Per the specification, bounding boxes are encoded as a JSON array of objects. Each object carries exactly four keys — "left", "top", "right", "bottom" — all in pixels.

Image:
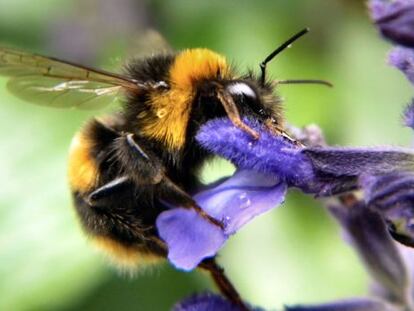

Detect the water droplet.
[
  {"left": 156, "top": 108, "right": 167, "bottom": 118},
  {"left": 222, "top": 216, "right": 231, "bottom": 227},
  {"left": 248, "top": 142, "right": 253, "bottom": 148},
  {"left": 238, "top": 193, "right": 251, "bottom": 209}
]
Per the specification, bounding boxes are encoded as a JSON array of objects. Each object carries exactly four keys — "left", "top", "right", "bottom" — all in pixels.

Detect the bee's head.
[
  {"left": 194, "top": 28, "right": 318, "bottom": 138},
  {"left": 193, "top": 77, "right": 283, "bottom": 141},
  {"left": 225, "top": 79, "right": 283, "bottom": 127}
]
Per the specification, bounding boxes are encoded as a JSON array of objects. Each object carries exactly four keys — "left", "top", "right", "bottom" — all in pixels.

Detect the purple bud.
[{"left": 370, "top": 0, "right": 414, "bottom": 47}]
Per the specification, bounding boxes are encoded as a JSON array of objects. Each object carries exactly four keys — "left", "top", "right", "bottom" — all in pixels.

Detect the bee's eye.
[
  {"left": 226, "top": 82, "right": 268, "bottom": 118},
  {"left": 226, "top": 82, "right": 256, "bottom": 99}
]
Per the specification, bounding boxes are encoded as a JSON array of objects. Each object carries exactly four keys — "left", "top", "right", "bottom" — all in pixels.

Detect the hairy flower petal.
[
  {"left": 305, "top": 147, "right": 414, "bottom": 176},
  {"left": 285, "top": 298, "right": 398, "bottom": 311},
  {"left": 330, "top": 202, "right": 410, "bottom": 305},
  {"left": 196, "top": 118, "right": 315, "bottom": 188},
  {"left": 156, "top": 169, "right": 287, "bottom": 271}
]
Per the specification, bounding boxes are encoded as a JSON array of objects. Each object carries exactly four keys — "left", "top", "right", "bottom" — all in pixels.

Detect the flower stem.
[{"left": 199, "top": 258, "right": 250, "bottom": 311}]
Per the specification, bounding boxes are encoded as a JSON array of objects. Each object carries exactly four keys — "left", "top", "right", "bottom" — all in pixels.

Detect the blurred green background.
[{"left": 0, "top": 0, "right": 412, "bottom": 310}]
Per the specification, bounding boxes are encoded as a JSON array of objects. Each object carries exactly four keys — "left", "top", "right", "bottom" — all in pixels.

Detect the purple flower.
[
  {"left": 156, "top": 118, "right": 341, "bottom": 271},
  {"left": 157, "top": 169, "right": 287, "bottom": 271},
  {"left": 156, "top": 117, "right": 414, "bottom": 271},
  {"left": 196, "top": 118, "right": 315, "bottom": 188},
  {"left": 196, "top": 118, "right": 354, "bottom": 196},
  {"left": 369, "top": 0, "right": 414, "bottom": 48},
  {"left": 388, "top": 47, "right": 414, "bottom": 84}
]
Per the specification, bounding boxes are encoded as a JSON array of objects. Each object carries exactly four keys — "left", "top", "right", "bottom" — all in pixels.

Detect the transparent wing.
[
  {"left": 7, "top": 76, "right": 122, "bottom": 110},
  {"left": 0, "top": 47, "right": 143, "bottom": 109}
]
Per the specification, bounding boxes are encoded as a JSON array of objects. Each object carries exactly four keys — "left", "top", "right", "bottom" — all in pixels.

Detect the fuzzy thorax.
[{"left": 140, "top": 49, "right": 232, "bottom": 150}]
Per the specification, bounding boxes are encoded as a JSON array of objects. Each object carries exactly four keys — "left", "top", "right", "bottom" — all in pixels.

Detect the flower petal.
[
  {"left": 156, "top": 169, "right": 287, "bottom": 271},
  {"left": 304, "top": 147, "right": 414, "bottom": 176},
  {"left": 285, "top": 298, "right": 398, "bottom": 311},
  {"left": 196, "top": 117, "right": 316, "bottom": 190},
  {"left": 194, "top": 170, "right": 287, "bottom": 235},
  {"left": 156, "top": 208, "right": 226, "bottom": 271}
]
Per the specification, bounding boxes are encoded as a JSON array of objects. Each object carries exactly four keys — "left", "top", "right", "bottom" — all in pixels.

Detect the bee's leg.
[
  {"left": 87, "top": 176, "right": 131, "bottom": 206},
  {"left": 199, "top": 259, "right": 249, "bottom": 311},
  {"left": 114, "top": 133, "right": 164, "bottom": 185},
  {"left": 115, "top": 133, "right": 223, "bottom": 228},
  {"left": 265, "top": 119, "right": 305, "bottom": 147},
  {"left": 159, "top": 176, "right": 224, "bottom": 229},
  {"left": 216, "top": 87, "right": 260, "bottom": 140}
]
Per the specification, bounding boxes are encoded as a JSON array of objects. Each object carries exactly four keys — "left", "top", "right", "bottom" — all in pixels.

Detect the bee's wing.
[{"left": 0, "top": 47, "right": 145, "bottom": 110}]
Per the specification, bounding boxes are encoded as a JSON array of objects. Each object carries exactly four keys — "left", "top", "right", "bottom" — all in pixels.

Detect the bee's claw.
[
  {"left": 265, "top": 121, "right": 304, "bottom": 147},
  {"left": 193, "top": 205, "right": 225, "bottom": 230}
]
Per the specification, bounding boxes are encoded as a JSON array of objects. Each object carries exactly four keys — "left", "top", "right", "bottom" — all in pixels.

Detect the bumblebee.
[{"left": 0, "top": 28, "right": 329, "bottom": 310}]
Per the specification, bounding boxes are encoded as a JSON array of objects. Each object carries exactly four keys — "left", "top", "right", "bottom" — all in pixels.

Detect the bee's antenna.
[
  {"left": 276, "top": 79, "right": 333, "bottom": 87},
  {"left": 260, "top": 28, "right": 309, "bottom": 86}
]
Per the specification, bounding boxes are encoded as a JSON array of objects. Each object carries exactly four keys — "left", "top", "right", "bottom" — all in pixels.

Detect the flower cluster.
[{"left": 156, "top": 0, "right": 414, "bottom": 310}]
